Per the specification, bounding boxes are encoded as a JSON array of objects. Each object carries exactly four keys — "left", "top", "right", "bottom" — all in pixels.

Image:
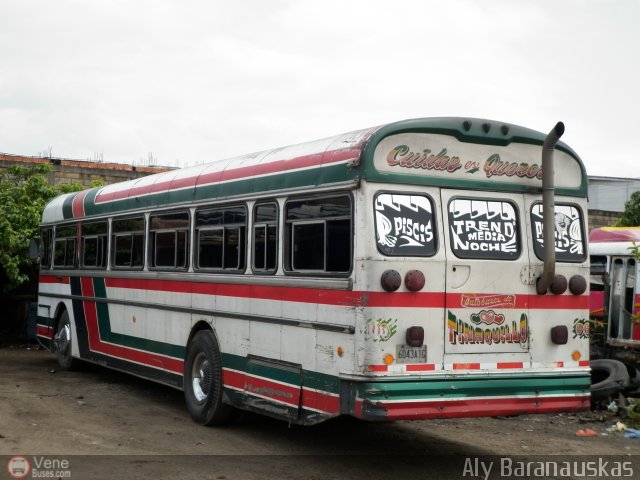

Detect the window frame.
[
  {"left": 252, "top": 201, "right": 279, "bottom": 274},
  {"left": 81, "top": 221, "right": 108, "bottom": 270},
  {"left": 52, "top": 224, "right": 78, "bottom": 269},
  {"left": 111, "top": 216, "right": 146, "bottom": 270},
  {"left": 194, "top": 204, "right": 247, "bottom": 273},
  {"left": 283, "top": 193, "right": 353, "bottom": 276},
  {"left": 147, "top": 210, "right": 190, "bottom": 271},
  {"left": 529, "top": 201, "right": 587, "bottom": 263}
]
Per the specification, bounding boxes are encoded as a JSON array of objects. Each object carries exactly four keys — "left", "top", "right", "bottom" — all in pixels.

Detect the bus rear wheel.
[
  {"left": 184, "top": 330, "right": 234, "bottom": 426},
  {"left": 54, "top": 311, "right": 78, "bottom": 370}
]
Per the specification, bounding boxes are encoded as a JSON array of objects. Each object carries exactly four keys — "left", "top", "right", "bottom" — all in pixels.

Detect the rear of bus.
[{"left": 346, "top": 118, "right": 590, "bottom": 420}]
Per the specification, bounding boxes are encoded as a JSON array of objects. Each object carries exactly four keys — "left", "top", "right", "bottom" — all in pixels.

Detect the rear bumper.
[{"left": 342, "top": 372, "right": 591, "bottom": 421}]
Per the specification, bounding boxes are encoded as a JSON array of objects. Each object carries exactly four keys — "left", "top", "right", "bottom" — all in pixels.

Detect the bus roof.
[{"left": 42, "top": 117, "right": 587, "bottom": 224}]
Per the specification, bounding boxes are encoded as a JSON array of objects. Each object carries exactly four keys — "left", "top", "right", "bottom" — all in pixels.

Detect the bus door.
[{"left": 440, "top": 190, "right": 531, "bottom": 366}]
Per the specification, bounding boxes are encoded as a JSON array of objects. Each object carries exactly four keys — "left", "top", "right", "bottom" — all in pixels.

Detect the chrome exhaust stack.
[{"left": 536, "top": 121, "right": 565, "bottom": 295}]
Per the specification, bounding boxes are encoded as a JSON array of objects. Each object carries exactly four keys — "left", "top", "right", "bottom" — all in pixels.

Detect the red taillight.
[
  {"left": 569, "top": 275, "right": 587, "bottom": 295},
  {"left": 406, "top": 326, "right": 424, "bottom": 347},
  {"left": 550, "top": 325, "right": 568, "bottom": 345},
  {"left": 404, "top": 270, "right": 425, "bottom": 292},
  {"left": 549, "top": 274, "right": 567, "bottom": 295},
  {"left": 381, "top": 269, "right": 401, "bottom": 292}
]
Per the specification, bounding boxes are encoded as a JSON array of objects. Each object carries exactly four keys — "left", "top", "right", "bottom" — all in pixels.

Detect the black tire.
[
  {"left": 623, "top": 363, "right": 640, "bottom": 391},
  {"left": 184, "top": 330, "right": 234, "bottom": 426},
  {"left": 590, "top": 359, "right": 630, "bottom": 401},
  {"left": 54, "top": 311, "right": 79, "bottom": 370}
]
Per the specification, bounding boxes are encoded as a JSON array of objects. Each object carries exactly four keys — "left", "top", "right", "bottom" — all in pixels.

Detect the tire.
[
  {"left": 623, "top": 363, "right": 640, "bottom": 391},
  {"left": 54, "top": 311, "right": 79, "bottom": 370},
  {"left": 590, "top": 359, "right": 630, "bottom": 401},
  {"left": 184, "top": 330, "right": 234, "bottom": 426}
]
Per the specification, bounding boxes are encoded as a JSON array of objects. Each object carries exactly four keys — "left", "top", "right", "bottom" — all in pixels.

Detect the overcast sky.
[{"left": 1, "top": 0, "right": 638, "bottom": 176}]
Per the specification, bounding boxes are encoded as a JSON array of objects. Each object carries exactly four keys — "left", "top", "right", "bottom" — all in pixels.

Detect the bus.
[{"left": 36, "top": 117, "right": 591, "bottom": 426}]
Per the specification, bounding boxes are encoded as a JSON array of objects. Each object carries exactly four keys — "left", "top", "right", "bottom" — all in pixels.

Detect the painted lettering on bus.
[
  {"left": 386, "top": 146, "right": 462, "bottom": 173},
  {"left": 483, "top": 154, "right": 543, "bottom": 179},
  {"left": 461, "top": 294, "right": 516, "bottom": 309},
  {"left": 447, "top": 310, "right": 529, "bottom": 346}
]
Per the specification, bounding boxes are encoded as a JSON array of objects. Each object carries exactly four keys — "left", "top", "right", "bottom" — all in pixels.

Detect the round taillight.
[
  {"left": 381, "top": 269, "right": 401, "bottom": 292},
  {"left": 404, "top": 270, "right": 425, "bottom": 292},
  {"left": 549, "top": 274, "right": 567, "bottom": 295},
  {"left": 569, "top": 275, "right": 587, "bottom": 295}
]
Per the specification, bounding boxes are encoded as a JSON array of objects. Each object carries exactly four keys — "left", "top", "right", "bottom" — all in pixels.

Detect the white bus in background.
[{"left": 36, "top": 117, "right": 591, "bottom": 426}]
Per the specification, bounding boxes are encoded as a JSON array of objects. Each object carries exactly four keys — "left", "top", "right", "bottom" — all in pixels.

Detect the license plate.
[{"left": 396, "top": 344, "right": 427, "bottom": 364}]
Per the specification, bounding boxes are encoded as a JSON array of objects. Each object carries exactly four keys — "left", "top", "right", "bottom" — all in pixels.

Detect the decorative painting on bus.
[
  {"left": 374, "top": 193, "right": 437, "bottom": 256},
  {"left": 530, "top": 204, "right": 585, "bottom": 262},
  {"left": 447, "top": 198, "right": 519, "bottom": 260}
]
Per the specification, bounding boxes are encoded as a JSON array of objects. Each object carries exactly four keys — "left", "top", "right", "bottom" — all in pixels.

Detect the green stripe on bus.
[{"left": 91, "top": 277, "right": 186, "bottom": 359}]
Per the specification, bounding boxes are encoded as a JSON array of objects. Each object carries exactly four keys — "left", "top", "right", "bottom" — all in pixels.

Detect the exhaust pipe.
[{"left": 536, "top": 121, "right": 565, "bottom": 295}]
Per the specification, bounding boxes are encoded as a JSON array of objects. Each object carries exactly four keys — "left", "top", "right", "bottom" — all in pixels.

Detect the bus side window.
[
  {"left": 53, "top": 224, "right": 77, "bottom": 269},
  {"left": 40, "top": 227, "right": 53, "bottom": 270},
  {"left": 81, "top": 221, "right": 108, "bottom": 269},
  {"left": 148, "top": 211, "right": 190, "bottom": 270},
  {"left": 111, "top": 217, "right": 145, "bottom": 270},
  {"left": 195, "top": 205, "right": 247, "bottom": 272},
  {"left": 253, "top": 202, "right": 278, "bottom": 273},
  {"left": 284, "top": 194, "right": 352, "bottom": 275}
]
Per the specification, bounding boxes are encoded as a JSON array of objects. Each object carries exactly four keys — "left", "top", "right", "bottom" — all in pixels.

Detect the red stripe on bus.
[
  {"left": 79, "top": 278, "right": 184, "bottom": 374},
  {"left": 579, "top": 361, "right": 590, "bottom": 367},
  {"left": 374, "top": 395, "right": 590, "bottom": 421},
  {"left": 72, "top": 190, "right": 89, "bottom": 218},
  {"left": 406, "top": 364, "right": 436, "bottom": 372},
  {"left": 367, "top": 365, "right": 388, "bottom": 372},
  {"left": 36, "top": 325, "right": 52, "bottom": 339},
  {"left": 104, "top": 277, "right": 446, "bottom": 308},
  {"left": 39, "top": 275, "right": 70, "bottom": 284},
  {"left": 452, "top": 363, "right": 481, "bottom": 370},
  {"left": 301, "top": 388, "right": 341, "bottom": 414},
  {"left": 95, "top": 148, "right": 360, "bottom": 204},
  {"left": 496, "top": 362, "right": 524, "bottom": 369}
]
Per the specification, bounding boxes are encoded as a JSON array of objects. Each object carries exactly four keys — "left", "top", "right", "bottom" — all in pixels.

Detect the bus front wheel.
[
  {"left": 184, "top": 330, "right": 234, "bottom": 426},
  {"left": 54, "top": 311, "right": 78, "bottom": 370}
]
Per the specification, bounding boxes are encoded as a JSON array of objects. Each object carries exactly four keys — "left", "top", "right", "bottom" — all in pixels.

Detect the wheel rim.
[
  {"left": 191, "top": 352, "right": 212, "bottom": 403},
  {"left": 54, "top": 322, "right": 71, "bottom": 357}
]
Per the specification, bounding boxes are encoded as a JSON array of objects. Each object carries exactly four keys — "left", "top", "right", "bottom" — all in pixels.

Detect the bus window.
[
  {"left": 196, "top": 205, "right": 246, "bottom": 271},
  {"left": 590, "top": 255, "right": 607, "bottom": 292},
  {"left": 253, "top": 202, "right": 278, "bottom": 273},
  {"left": 530, "top": 203, "right": 585, "bottom": 262},
  {"left": 40, "top": 227, "right": 53, "bottom": 270},
  {"left": 112, "top": 217, "right": 145, "bottom": 269},
  {"left": 284, "top": 195, "right": 351, "bottom": 274},
  {"left": 53, "top": 225, "right": 77, "bottom": 269},
  {"left": 374, "top": 193, "right": 437, "bottom": 257},
  {"left": 622, "top": 258, "right": 636, "bottom": 339},
  {"left": 149, "top": 212, "right": 190, "bottom": 270},
  {"left": 81, "top": 221, "right": 108, "bottom": 269},
  {"left": 447, "top": 198, "right": 519, "bottom": 260}
]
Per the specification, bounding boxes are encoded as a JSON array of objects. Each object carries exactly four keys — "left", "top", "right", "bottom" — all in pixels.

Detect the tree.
[
  {"left": 0, "top": 163, "right": 88, "bottom": 293},
  {"left": 615, "top": 190, "right": 640, "bottom": 227}
]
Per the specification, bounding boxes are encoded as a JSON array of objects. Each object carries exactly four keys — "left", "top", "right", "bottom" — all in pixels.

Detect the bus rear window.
[
  {"left": 448, "top": 198, "right": 519, "bottom": 260},
  {"left": 374, "top": 193, "right": 436, "bottom": 257},
  {"left": 530, "top": 203, "right": 585, "bottom": 262}
]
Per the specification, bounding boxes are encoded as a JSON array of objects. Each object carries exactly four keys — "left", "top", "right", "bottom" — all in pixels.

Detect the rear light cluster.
[
  {"left": 380, "top": 269, "right": 425, "bottom": 292},
  {"left": 546, "top": 274, "right": 586, "bottom": 296}
]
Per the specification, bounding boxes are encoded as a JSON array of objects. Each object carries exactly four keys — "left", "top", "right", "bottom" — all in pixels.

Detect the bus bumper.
[{"left": 343, "top": 373, "right": 591, "bottom": 421}]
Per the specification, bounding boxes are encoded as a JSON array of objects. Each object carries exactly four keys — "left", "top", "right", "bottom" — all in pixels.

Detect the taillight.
[
  {"left": 406, "top": 326, "right": 424, "bottom": 347},
  {"left": 550, "top": 325, "right": 568, "bottom": 345},
  {"left": 404, "top": 270, "right": 425, "bottom": 292},
  {"left": 549, "top": 274, "right": 567, "bottom": 295},
  {"left": 569, "top": 275, "right": 587, "bottom": 295},
  {"left": 381, "top": 269, "right": 401, "bottom": 292}
]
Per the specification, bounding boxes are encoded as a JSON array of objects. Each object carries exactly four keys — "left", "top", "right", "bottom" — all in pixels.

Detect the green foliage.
[
  {"left": 615, "top": 191, "right": 640, "bottom": 227},
  {"left": 0, "top": 164, "right": 89, "bottom": 293}
]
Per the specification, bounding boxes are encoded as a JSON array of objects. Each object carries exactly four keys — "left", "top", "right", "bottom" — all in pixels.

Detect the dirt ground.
[{"left": 1, "top": 345, "right": 638, "bottom": 479}]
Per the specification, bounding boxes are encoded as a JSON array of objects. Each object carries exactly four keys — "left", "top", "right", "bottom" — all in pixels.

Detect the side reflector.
[
  {"left": 406, "top": 326, "right": 424, "bottom": 347},
  {"left": 383, "top": 354, "right": 395, "bottom": 365},
  {"left": 404, "top": 270, "right": 425, "bottom": 292},
  {"left": 380, "top": 269, "right": 401, "bottom": 292},
  {"left": 569, "top": 275, "right": 587, "bottom": 295},
  {"left": 550, "top": 325, "right": 568, "bottom": 345}
]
